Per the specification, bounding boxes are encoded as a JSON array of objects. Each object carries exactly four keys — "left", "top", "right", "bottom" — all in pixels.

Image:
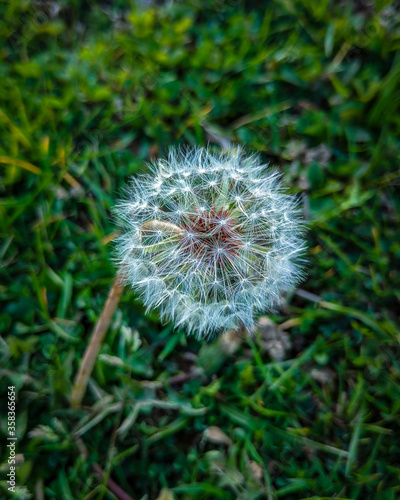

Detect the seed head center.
[{"left": 179, "top": 207, "right": 242, "bottom": 266}]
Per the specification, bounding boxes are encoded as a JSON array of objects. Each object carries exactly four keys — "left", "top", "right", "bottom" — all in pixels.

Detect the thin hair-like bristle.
[{"left": 113, "top": 146, "right": 307, "bottom": 339}]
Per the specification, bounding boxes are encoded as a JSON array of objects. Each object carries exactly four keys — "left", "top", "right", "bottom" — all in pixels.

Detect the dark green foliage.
[{"left": 1, "top": 0, "right": 399, "bottom": 498}]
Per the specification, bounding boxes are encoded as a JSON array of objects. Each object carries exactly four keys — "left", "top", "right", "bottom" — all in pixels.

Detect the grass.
[{"left": 1, "top": 0, "right": 400, "bottom": 499}]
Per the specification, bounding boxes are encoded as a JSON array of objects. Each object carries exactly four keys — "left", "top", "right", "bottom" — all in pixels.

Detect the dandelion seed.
[{"left": 114, "top": 146, "right": 307, "bottom": 339}]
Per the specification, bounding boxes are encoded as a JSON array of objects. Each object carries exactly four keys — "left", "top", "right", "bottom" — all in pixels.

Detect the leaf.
[{"left": 0, "top": 156, "right": 41, "bottom": 175}]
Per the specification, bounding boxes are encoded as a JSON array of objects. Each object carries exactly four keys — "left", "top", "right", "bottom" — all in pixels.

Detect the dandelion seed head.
[{"left": 114, "top": 146, "right": 307, "bottom": 339}]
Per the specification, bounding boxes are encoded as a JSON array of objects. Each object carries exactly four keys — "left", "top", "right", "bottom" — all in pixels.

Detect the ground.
[{"left": 0, "top": 1, "right": 400, "bottom": 499}]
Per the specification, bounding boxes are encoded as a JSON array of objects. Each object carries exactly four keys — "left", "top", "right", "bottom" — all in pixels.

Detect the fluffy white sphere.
[{"left": 115, "top": 147, "right": 307, "bottom": 338}]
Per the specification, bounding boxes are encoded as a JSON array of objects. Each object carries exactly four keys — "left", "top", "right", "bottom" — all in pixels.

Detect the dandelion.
[
  {"left": 114, "top": 146, "right": 307, "bottom": 339},
  {"left": 71, "top": 146, "right": 307, "bottom": 408}
]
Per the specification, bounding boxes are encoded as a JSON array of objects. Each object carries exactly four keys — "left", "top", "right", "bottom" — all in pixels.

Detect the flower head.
[{"left": 115, "top": 147, "right": 307, "bottom": 338}]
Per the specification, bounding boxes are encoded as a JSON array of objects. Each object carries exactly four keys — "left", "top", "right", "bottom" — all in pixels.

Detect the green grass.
[{"left": 1, "top": 0, "right": 400, "bottom": 499}]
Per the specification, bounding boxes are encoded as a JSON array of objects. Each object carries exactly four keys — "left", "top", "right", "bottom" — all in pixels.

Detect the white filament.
[{"left": 114, "top": 147, "right": 307, "bottom": 338}]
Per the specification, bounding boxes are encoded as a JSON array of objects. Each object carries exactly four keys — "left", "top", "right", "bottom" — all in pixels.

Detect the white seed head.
[{"left": 114, "top": 147, "right": 307, "bottom": 339}]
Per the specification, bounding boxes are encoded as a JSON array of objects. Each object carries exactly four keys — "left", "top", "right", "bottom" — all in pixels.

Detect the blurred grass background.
[{"left": 1, "top": 0, "right": 400, "bottom": 499}]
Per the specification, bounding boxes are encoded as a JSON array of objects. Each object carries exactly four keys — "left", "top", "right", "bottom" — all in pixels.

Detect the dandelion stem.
[
  {"left": 141, "top": 236, "right": 181, "bottom": 252},
  {"left": 71, "top": 274, "right": 125, "bottom": 408},
  {"left": 141, "top": 220, "right": 184, "bottom": 235}
]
